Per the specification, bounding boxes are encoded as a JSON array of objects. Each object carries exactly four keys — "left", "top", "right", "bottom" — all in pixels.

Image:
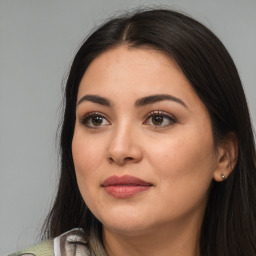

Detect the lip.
[{"left": 102, "top": 175, "right": 153, "bottom": 198}]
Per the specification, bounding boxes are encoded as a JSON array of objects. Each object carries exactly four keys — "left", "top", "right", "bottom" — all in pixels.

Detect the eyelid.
[
  {"left": 79, "top": 111, "right": 111, "bottom": 128},
  {"left": 143, "top": 110, "right": 176, "bottom": 127}
]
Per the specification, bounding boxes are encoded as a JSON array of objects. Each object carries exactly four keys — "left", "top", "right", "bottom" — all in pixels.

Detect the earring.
[{"left": 221, "top": 174, "right": 225, "bottom": 180}]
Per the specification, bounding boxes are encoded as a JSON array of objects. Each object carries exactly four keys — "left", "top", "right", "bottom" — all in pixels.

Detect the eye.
[
  {"left": 144, "top": 111, "right": 176, "bottom": 127},
  {"left": 80, "top": 112, "right": 110, "bottom": 128}
]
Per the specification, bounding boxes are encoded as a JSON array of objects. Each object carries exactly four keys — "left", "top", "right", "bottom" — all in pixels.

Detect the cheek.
[
  {"left": 72, "top": 127, "right": 105, "bottom": 171},
  {"left": 147, "top": 127, "right": 216, "bottom": 195},
  {"left": 71, "top": 128, "right": 106, "bottom": 197},
  {"left": 72, "top": 132, "right": 108, "bottom": 216},
  {"left": 146, "top": 134, "right": 216, "bottom": 219}
]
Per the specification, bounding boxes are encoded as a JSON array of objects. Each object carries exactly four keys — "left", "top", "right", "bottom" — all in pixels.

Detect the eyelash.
[
  {"left": 79, "top": 112, "right": 110, "bottom": 128},
  {"left": 143, "top": 111, "right": 176, "bottom": 128},
  {"left": 79, "top": 111, "right": 176, "bottom": 129}
]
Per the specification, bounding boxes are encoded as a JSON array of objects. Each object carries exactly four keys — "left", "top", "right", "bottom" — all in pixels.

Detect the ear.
[{"left": 213, "top": 132, "right": 238, "bottom": 182}]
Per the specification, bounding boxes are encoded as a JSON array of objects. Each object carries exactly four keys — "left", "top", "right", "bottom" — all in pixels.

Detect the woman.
[{"left": 10, "top": 8, "right": 256, "bottom": 256}]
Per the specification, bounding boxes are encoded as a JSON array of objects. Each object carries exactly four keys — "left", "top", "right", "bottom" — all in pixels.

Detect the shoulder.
[
  {"left": 7, "top": 240, "right": 53, "bottom": 256},
  {"left": 7, "top": 229, "right": 90, "bottom": 256}
]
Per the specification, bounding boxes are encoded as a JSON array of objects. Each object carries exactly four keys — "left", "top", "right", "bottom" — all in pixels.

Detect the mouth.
[{"left": 101, "top": 175, "right": 153, "bottom": 198}]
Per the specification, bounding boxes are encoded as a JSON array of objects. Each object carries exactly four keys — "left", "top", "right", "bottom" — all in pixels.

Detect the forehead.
[
  {"left": 79, "top": 46, "right": 186, "bottom": 90},
  {"left": 88, "top": 45, "right": 177, "bottom": 70},
  {"left": 77, "top": 46, "right": 204, "bottom": 112}
]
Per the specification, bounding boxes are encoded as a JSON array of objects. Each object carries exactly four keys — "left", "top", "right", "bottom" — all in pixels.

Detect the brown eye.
[
  {"left": 80, "top": 113, "right": 110, "bottom": 128},
  {"left": 144, "top": 111, "right": 176, "bottom": 127},
  {"left": 152, "top": 116, "right": 164, "bottom": 125},
  {"left": 92, "top": 116, "right": 104, "bottom": 126}
]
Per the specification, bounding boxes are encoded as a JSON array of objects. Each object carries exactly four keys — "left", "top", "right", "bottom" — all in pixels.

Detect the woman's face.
[{"left": 72, "top": 46, "right": 219, "bottom": 236}]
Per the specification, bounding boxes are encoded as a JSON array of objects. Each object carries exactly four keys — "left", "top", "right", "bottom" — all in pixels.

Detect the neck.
[{"left": 102, "top": 216, "right": 202, "bottom": 256}]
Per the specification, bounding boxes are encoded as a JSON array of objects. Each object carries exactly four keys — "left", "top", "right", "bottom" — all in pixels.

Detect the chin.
[
  {"left": 102, "top": 221, "right": 153, "bottom": 237},
  {"left": 96, "top": 209, "right": 154, "bottom": 236}
]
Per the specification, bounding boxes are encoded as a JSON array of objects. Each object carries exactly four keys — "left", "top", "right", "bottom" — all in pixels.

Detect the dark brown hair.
[{"left": 43, "top": 9, "right": 256, "bottom": 256}]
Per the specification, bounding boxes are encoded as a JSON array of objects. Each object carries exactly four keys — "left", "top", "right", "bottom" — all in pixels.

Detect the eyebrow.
[
  {"left": 135, "top": 94, "right": 188, "bottom": 108},
  {"left": 77, "top": 94, "right": 187, "bottom": 109},
  {"left": 77, "top": 94, "right": 111, "bottom": 107}
]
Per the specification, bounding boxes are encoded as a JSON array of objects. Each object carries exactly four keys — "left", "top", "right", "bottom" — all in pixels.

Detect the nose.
[{"left": 107, "top": 124, "right": 143, "bottom": 166}]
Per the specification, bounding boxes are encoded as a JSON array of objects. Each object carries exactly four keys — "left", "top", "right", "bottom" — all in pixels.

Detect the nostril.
[
  {"left": 108, "top": 157, "right": 115, "bottom": 163},
  {"left": 124, "top": 157, "right": 134, "bottom": 161},
  {"left": 108, "top": 156, "right": 135, "bottom": 165}
]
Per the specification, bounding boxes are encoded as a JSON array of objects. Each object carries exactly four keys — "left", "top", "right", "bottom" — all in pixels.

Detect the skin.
[{"left": 72, "top": 46, "right": 234, "bottom": 256}]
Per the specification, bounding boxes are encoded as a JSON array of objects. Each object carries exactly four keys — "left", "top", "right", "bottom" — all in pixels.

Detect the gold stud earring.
[{"left": 221, "top": 174, "right": 225, "bottom": 180}]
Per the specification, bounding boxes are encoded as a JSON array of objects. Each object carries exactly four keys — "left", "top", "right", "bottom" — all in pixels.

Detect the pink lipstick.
[{"left": 102, "top": 175, "right": 152, "bottom": 198}]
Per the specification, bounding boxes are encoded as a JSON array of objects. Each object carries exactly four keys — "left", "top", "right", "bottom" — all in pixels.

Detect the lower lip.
[{"left": 103, "top": 185, "right": 151, "bottom": 198}]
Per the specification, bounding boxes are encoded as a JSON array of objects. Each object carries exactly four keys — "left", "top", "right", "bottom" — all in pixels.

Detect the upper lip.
[{"left": 102, "top": 175, "right": 152, "bottom": 187}]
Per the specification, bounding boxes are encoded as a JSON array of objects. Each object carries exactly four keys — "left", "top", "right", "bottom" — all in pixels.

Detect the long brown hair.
[{"left": 43, "top": 9, "right": 256, "bottom": 255}]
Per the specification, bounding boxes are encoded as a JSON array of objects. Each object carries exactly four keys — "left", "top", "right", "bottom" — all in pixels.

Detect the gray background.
[{"left": 0, "top": 0, "right": 255, "bottom": 254}]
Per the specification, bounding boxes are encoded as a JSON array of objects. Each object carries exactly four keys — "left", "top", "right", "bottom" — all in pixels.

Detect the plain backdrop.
[{"left": 0, "top": 0, "right": 255, "bottom": 254}]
